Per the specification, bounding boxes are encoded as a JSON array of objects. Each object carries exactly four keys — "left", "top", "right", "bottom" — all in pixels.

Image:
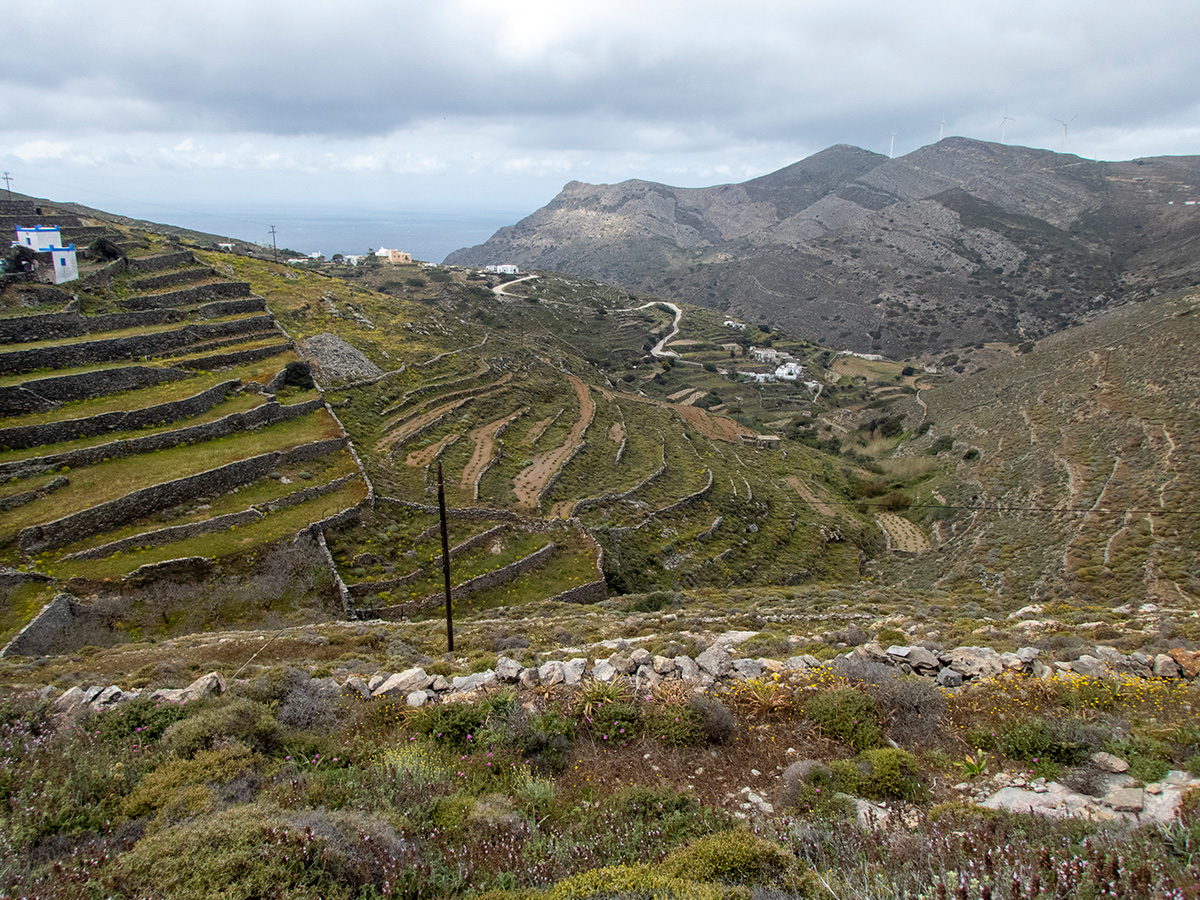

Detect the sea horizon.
[{"left": 88, "top": 201, "right": 527, "bottom": 265}]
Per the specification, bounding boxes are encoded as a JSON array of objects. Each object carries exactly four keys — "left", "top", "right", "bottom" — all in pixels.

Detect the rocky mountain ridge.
[{"left": 446, "top": 138, "right": 1200, "bottom": 356}]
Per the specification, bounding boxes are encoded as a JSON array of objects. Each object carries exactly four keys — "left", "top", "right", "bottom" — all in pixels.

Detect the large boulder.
[
  {"left": 495, "top": 657, "right": 522, "bottom": 683},
  {"left": 886, "top": 645, "right": 940, "bottom": 671},
  {"left": 697, "top": 645, "right": 732, "bottom": 677},
  {"left": 373, "top": 667, "right": 433, "bottom": 697},
  {"left": 943, "top": 647, "right": 1003, "bottom": 680},
  {"left": 1153, "top": 654, "right": 1182, "bottom": 678}
]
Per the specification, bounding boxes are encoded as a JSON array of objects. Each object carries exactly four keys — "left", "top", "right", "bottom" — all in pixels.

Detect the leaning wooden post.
[{"left": 437, "top": 461, "right": 454, "bottom": 652}]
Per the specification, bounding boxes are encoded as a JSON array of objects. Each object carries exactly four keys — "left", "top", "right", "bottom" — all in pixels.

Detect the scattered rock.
[
  {"left": 1090, "top": 752, "right": 1129, "bottom": 774},
  {"left": 495, "top": 657, "right": 522, "bottom": 682},
  {"left": 943, "top": 647, "right": 1003, "bottom": 680},
  {"left": 697, "top": 645, "right": 732, "bottom": 677},
  {"left": 538, "top": 660, "right": 565, "bottom": 687},
  {"left": 1168, "top": 648, "right": 1200, "bottom": 678},
  {"left": 1152, "top": 654, "right": 1182, "bottom": 678},
  {"left": 562, "top": 658, "right": 587, "bottom": 686},
  {"left": 937, "top": 667, "right": 964, "bottom": 688},
  {"left": 374, "top": 668, "right": 433, "bottom": 697}
]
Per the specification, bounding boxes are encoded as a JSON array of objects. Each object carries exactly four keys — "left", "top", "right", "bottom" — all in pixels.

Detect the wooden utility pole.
[
  {"left": 2, "top": 172, "right": 12, "bottom": 200},
  {"left": 269, "top": 225, "right": 278, "bottom": 262},
  {"left": 437, "top": 461, "right": 454, "bottom": 651}
]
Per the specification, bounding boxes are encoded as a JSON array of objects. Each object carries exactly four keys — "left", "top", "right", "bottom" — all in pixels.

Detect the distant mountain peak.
[{"left": 445, "top": 144, "right": 1200, "bottom": 356}]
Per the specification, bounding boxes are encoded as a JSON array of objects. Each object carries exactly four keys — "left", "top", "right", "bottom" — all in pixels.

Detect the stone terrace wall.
[
  {"left": 79, "top": 258, "right": 128, "bottom": 290},
  {"left": 64, "top": 508, "right": 264, "bottom": 561},
  {"left": 0, "top": 398, "right": 324, "bottom": 480},
  {"left": 178, "top": 343, "right": 290, "bottom": 371},
  {"left": 0, "top": 594, "right": 78, "bottom": 658},
  {"left": 0, "top": 308, "right": 190, "bottom": 344},
  {"left": 193, "top": 297, "right": 268, "bottom": 318},
  {"left": 0, "top": 380, "right": 237, "bottom": 453},
  {"left": 18, "top": 437, "right": 346, "bottom": 554},
  {"left": 0, "top": 366, "right": 191, "bottom": 415},
  {"left": 129, "top": 268, "right": 215, "bottom": 292},
  {"left": 0, "top": 315, "right": 277, "bottom": 376},
  {"left": 367, "top": 541, "right": 557, "bottom": 621},
  {"left": 130, "top": 251, "right": 195, "bottom": 273},
  {"left": 118, "top": 281, "right": 251, "bottom": 310}
]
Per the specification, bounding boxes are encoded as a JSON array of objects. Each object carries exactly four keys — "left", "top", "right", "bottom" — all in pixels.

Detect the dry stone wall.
[
  {"left": 0, "top": 315, "right": 277, "bottom": 376},
  {"left": 129, "top": 267, "right": 215, "bottom": 292},
  {"left": 178, "top": 343, "right": 290, "bottom": 371},
  {"left": 0, "top": 380, "right": 237, "bottom": 454},
  {"left": 0, "top": 308, "right": 187, "bottom": 345},
  {"left": 0, "top": 398, "right": 323, "bottom": 480},
  {"left": 118, "top": 281, "right": 251, "bottom": 310},
  {"left": 0, "top": 366, "right": 191, "bottom": 415},
  {"left": 64, "top": 508, "right": 264, "bottom": 560},
  {"left": 0, "top": 594, "right": 78, "bottom": 658},
  {"left": 130, "top": 251, "right": 195, "bottom": 273},
  {"left": 18, "top": 437, "right": 346, "bottom": 554}
]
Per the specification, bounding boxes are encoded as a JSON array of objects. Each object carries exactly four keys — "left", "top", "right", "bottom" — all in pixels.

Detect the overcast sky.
[{"left": 4, "top": 0, "right": 1198, "bottom": 240}]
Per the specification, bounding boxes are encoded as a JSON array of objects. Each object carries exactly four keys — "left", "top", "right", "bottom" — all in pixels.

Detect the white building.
[
  {"left": 774, "top": 362, "right": 806, "bottom": 381},
  {"left": 13, "top": 225, "right": 63, "bottom": 251},
  {"left": 485, "top": 264, "right": 520, "bottom": 275},
  {"left": 723, "top": 320, "right": 747, "bottom": 330},
  {"left": 47, "top": 245, "right": 78, "bottom": 284}
]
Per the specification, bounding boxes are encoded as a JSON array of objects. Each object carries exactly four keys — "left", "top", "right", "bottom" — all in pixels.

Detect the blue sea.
[{"left": 108, "top": 203, "right": 524, "bottom": 265}]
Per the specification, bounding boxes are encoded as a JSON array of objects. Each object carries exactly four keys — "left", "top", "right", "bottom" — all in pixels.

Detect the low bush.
[
  {"left": 544, "top": 864, "right": 748, "bottom": 900},
  {"left": 111, "top": 802, "right": 412, "bottom": 900},
  {"left": 645, "top": 704, "right": 705, "bottom": 747},
  {"left": 659, "top": 829, "right": 791, "bottom": 884},
  {"left": 588, "top": 701, "right": 641, "bottom": 742},
  {"left": 804, "top": 687, "right": 884, "bottom": 751},
  {"left": 96, "top": 696, "right": 191, "bottom": 743},
  {"left": 689, "top": 694, "right": 738, "bottom": 744},
  {"left": 160, "top": 698, "right": 285, "bottom": 758},
  {"left": 124, "top": 745, "right": 260, "bottom": 818}
]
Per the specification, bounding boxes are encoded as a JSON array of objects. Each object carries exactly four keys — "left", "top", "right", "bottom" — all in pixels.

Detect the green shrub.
[
  {"left": 589, "top": 701, "right": 641, "bottom": 741},
  {"left": 125, "top": 745, "right": 260, "bottom": 818},
  {"left": 112, "top": 803, "right": 410, "bottom": 900},
  {"left": 646, "top": 704, "right": 704, "bottom": 747},
  {"left": 160, "top": 698, "right": 284, "bottom": 758},
  {"left": 805, "top": 687, "right": 884, "bottom": 751},
  {"left": 689, "top": 694, "right": 737, "bottom": 744},
  {"left": 544, "top": 864, "right": 748, "bottom": 900},
  {"left": 659, "top": 829, "right": 791, "bottom": 885},
  {"left": 992, "top": 718, "right": 1086, "bottom": 765},
  {"left": 604, "top": 785, "right": 701, "bottom": 823},
  {"left": 97, "top": 696, "right": 191, "bottom": 743},
  {"left": 856, "top": 748, "right": 927, "bottom": 802},
  {"left": 514, "top": 709, "right": 576, "bottom": 772},
  {"left": 410, "top": 701, "right": 489, "bottom": 749}
]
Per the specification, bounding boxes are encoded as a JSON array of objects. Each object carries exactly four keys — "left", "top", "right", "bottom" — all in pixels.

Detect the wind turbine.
[
  {"left": 1055, "top": 114, "right": 1077, "bottom": 153},
  {"left": 1000, "top": 107, "right": 1015, "bottom": 144},
  {"left": 889, "top": 130, "right": 899, "bottom": 159},
  {"left": 939, "top": 112, "right": 947, "bottom": 142}
]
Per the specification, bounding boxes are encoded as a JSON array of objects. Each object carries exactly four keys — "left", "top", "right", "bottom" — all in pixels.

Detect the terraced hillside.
[
  {"left": 880, "top": 289, "right": 1200, "bottom": 608},
  {"left": 0, "top": 216, "right": 368, "bottom": 648}
]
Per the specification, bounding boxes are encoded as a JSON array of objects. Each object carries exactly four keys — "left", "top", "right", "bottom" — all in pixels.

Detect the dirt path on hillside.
[
  {"left": 512, "top": 375, "right": 595, "bottom": 509},
  {"left": 786, "top": 475, "right": 837, "bottom": 518},
  {"left": 461, "top": 407, "right": 528, "bottom": 494},
  {"left": 608, "top": 421, "right": 625, "bottom": 444},
  {"left": 405, "top": 434, "right": 459, "bottom": 467}
]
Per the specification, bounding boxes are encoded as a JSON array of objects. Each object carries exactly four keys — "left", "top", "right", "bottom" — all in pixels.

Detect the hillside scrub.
[{"left": 3, "top": 657, "right": 1199, "bottom": 898}]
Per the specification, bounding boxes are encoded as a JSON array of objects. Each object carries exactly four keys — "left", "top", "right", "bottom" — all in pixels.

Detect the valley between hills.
[{"left": 0, "top": 149, "right": 1198, "bottom": 899}]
